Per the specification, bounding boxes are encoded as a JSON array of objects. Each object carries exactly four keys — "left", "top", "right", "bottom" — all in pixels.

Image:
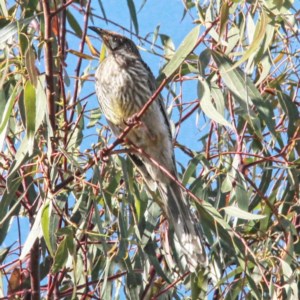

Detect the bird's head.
[{"left": 89, "top": 27, "right": 141, "bottom": 58}]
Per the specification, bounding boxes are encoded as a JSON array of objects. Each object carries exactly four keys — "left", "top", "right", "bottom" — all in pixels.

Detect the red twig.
[
  {"left": 50, "top": 0, "right": 76, "bottom": 17},
  {"left": 151, "top": 271, "right": 190, "bottom": 299},
  {"left": 68, "top": 0, "right": 92, "bottom": 124},
  {"left": 42, "top": 0, "right": 56, "bottom": 137}
]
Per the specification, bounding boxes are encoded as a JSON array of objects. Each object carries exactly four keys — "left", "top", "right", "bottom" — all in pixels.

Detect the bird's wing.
[{"left": 142, "top": 61, "right": 173, "bottom": 139}]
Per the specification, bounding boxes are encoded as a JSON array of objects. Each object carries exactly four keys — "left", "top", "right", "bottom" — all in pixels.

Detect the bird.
[{"left": 89, "top": 27, "right": 206, "bottom": 271}]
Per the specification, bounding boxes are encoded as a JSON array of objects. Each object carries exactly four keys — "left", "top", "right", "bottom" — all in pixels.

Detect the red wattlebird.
[{"left": 90, "top": 27, "right": 206, "bottom": 271}]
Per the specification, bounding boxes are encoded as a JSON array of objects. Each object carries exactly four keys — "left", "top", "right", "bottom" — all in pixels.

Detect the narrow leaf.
[
  {"left": 35, "top": 76, "right": 47, "bottom": 132},
  {"left": 0, "top": 16, "right": 35, "bottom": 46},
  {"left": 0, "top": 84, "right": 18, "bottom": 133},
  {"left": 24, "top": 81, "right": 36, "bottom": 137},
  {"left": 25, "top": 46, "right": 37, "bottom": 86},
  {"left": 52, "top": 237, "right": 68, "bottom": 273},
  {"left": 24, "top": 80, "right": 36, "bottom": 154},
  {"left": 20, "top": 206, "right": 43, "bottom": 260},
  {"left": 223, "top": 206, "right": 266, "bottom": 220},
  {"left": 219, "top": 0, "right": 230, "bottom": 38},
  {"left": 198, "top": 76, "right": 233, "bottom": 128},
  {"left": 97, "top": 0, "right": 108, "bottom": 22},
  {"left": 231, "top": 10, "right": 268, "bottom": 70},
  {"left": 211, "top": 50, "right": 276, "bottom": 138},
  {"left": 163, "top": 26, "right": 200, "bottom": 77},
  {"left": 67, "top": 49, "right": 94, "bottom": 60},
  {"left": 41, "top": 199, "right": 54, "bottom": 257},
  {"left": 127, "top": 0, "right": 139, "bottom": 34},
  {"left": 66, "top": 10, "right": 82, "bottom": 37},
  {"left": 182, "top": 155, "right": 200, "bottom": 186},
  {"left": 7, "top": 136, "right": 29, "bottom": 190}
]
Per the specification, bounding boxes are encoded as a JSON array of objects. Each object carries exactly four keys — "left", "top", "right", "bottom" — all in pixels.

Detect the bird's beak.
[
  {"left": 89, "top": 26, "right": 110, "bottom": 45},
  {"left": 89, "top": 26, "right": 103, "bottom": 36}
]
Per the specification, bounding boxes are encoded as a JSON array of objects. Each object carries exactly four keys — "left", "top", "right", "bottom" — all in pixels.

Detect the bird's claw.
[{"left": 124, "top": 114, "right": 141, "bottom": 127}]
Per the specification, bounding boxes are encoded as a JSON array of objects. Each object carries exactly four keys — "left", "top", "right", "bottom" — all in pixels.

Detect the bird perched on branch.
[{"left": 89, "top": 27, "right": 206, "bottom": 271}]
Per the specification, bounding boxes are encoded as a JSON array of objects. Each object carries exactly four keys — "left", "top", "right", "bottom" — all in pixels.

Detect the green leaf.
[
  {"left": 67, "top": 49, "right": 94, "bottom": 60},
  {"left": 0, "top": 175, "right": 21, "bottom": 221},
  {"left": 24, "top": 81, "right": 36, "bottom": 134},
  {"left": 52, "top": 226, "right": 75, "bottom": 273},
  {"left": 219, "top": 0, "right": 230, "bottom": 38},
  {"left": 92, "top": 200, "right": 109, "bottom": 254},
  {"left": 277, "top": 91, "right": 299, "bottom": 139},
  {"left": 97, "top": 0, "right": 108, "bottom": 23},
  {"left": 0, "top": 245, "right": 12, "bottom": 263},
  {"left": 235, "top": 173, "right": 249, "bottom": 211},
  {"left": 255, "top": 53, "right": 272, "bottom": 85},
  {"left": 116, "top": 204, "right": 128, "bottom": 261},
  {"left": 0, "top": 84, "right": 18, "bottom": 133},
  {"left": 20, "top": 206, "right": 43, "bottom": 260},
  {"left": 225, "top": 26, "right": 240, "bottom": 54},
  {"left": 24, "top": 80, "right": 36, "bottom": 154},
  {"left": 221, "top": 174, "right": 233, "bottom": 193},
  {"left": 211, "top": 50, "right": 276, "bottom": 138},
  {"left": 6, "top": 136, "right": 30, "bottom": 190},
  {"left": 140, "top": 201, "right": 160, "bottom": 247},
  {"left": 41, "top": 199, "right": 54, "bottom": 257},
  {"left": 160, "top": 34, "right": 175, "bottom": 59},
  {"left": 231, "top": 10, "right": 268, "bottom": 70},
  {"left": 0, "top": 191, "right": 22, "bottom": 228},
  {"left": 198, "top": 48, "right": 211, "bottom": 76},
  {"left": 264, "top": 0, "right": 294, "bottom": 15},
  {"left": 138, "top": 0, "right": 148, "bottom": 12},
  {"left": 144, "top": 241, "right": 170, "bottom": 283},
  {"left": 100, "top": 257, "right": 113, "bottom": 299},
  {"left": 191, "top": 270, "right": 208, "bottom": 300},
  {"left": 211, "top": 82, "right": 225, "bottom": 114},
  {"left": 163, "top": 25, "right": 200, "bottom": 77},
  {"left": 133, "top": 186, "right": 147, "bottom": 222},
  {"left": 198, "top": 76, "right": 233, "bottom": 128},
  {"left": 223, "top": 206, "right": 266, "bottom": 220},
  {"left": 127, "top": 0, "right": 139, "bottom": 34},
  {"left": 259, "top": 192, "right": 276, "bottom": 232},
  {"left": 52, "top": 236, "right": 69, "bottom": 273},
  {"left": 88, "top": 107, "right": 102, "bottom": 128},
  {"left": 152, "top": 24, "right": 160, "bottom": 46},
  {"left": 0, "top": 0, "right": 8, "bottom": 17},
  {"left": 126, "top": 266, "right": 141, "bottom": 300},
  {"left": 35, "top": 76, "right": 47, "bottom": 132},
  {"left": 67, "top": 101, "right": 84, "bottom": 149},
  {"left": 25, "top": 46, "right": 37, "bottom": 86},
  {"left": 0, "top": 16, "right": 35, "bottom": 46},
  {"left": 66, "top": 10, "right": 82, "bottom": 37},
  {"left": 249, "top": 159, "right": 272, "bottom": 210},
  {"left": 181, "top": 155, "right": 200, "bottom": 186}
]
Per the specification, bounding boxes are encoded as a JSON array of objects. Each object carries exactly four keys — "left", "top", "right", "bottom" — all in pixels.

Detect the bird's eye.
[{"left": 110, "top": 36, "right": 123, "bottom": 50}]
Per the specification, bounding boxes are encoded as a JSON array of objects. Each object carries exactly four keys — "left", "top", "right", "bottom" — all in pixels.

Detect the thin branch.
[
  {"left": 68, "top": 0, "right": 92, "bottom": 124},
  {"left": 152, "top": 271, "right": 190, "bottom": 298},
  {"left": 42, "top": 0, "right": 56, "bottom": 135},
  {"left": 50, "top": 0, "right": 76, "bottom": 17}
]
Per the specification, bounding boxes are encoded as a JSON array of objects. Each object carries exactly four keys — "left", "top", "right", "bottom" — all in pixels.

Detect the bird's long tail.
[{"left": 158, "top": 181, "right": 206, "bottom": 272}]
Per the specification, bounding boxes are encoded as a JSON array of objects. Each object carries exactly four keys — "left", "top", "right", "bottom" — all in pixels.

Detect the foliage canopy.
[{"left": 0, "top": 0, "right": 299, "bottom": 299}]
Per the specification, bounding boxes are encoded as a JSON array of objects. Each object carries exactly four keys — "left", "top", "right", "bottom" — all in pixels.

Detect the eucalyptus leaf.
[
  {"left": 163, "top": 25, "right": 200, "bottom": 77},
  {"left": 223, "top": 206, "right": 266, "bottom": 220},
  {"left": 198, "top": 76, "right": 233, "bottom": 128}
]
